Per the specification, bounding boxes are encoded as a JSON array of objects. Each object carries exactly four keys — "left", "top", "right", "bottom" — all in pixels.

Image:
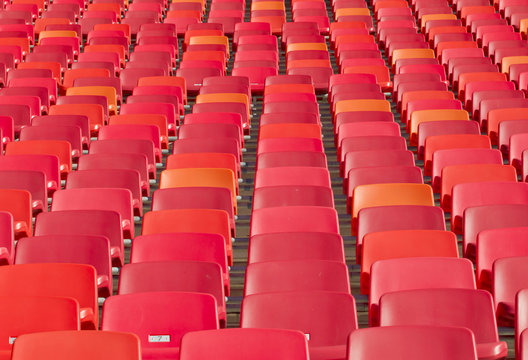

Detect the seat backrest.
[
  {"left": 180, "top": 328, "right": 309, "bottom": 360},
  {"left": 15, "top": 234, "right": 112, "bottom": 297},
  {"left": 0, "top": 263, "right": 98, "bottom": 329},
  {"left": 452, "top": 182, "right": 528, "bottom": 234},
  {"left": 477, "top": 227, "right": 528, "bottom": 291},
  {"left": 51, "top": 188, "right": 133, "bottom": 239},
  {"left": 369, "top": 257, "right": 476, "bottom": 326},
  {"left": 352, "top": 183, "right": 434, "bottom": 234},
  {"left": 35, "top": 209, "right": 124, "bottom": 267},
  {"left": 11, "top": 330, "right": 141, "bottom": 360},
  {"left": 0, "top": 295, "right": 79, "bottom": 353},
  {"left": 244, "top": 260, "right": 350, "bottom": 296},
  {"left": 250, "top": 206, "right": 339, "bottom": 237},
  {"left": 102, "top": 292, "right": 219, "bottom": 357},
  {"left": 361, "top": 230, "right": 459, "bottom": 294},
  {"left": 241, "top": 291, "right": 357, "bottom": 347},
  {"left": 248, "top": 232, "right": 345, "bottom": 264},
  {"left": 379, "top": 288, "right": 505, "bottom": 356},
  {"left": 347, "top": 326, "right": 478, "bottom": 360},
  {"left": 117, "top": 261, "right": 225, "bottom": 314}
]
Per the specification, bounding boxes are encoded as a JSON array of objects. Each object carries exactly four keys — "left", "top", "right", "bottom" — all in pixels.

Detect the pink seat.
[
  {"left": 339, "top": 136, "right": 407, "bottom": 171},
  {"left": 248, "top": 232, "right": 345, "bottom": 264},
  {"left": 241, "top": 291, "right": 357, "bottom": 360},
  {"left": 51, "top": 188, "right": 134, "bottom": 239},
  {"left": 244, "top": 260, "right": 350, "bottom": 296},
  {"left": 152, "top": 187, "right": 235, "bottom": 237},
  {"left": 98, "top": 124, "right": 161, "bottom": 163},
  {"left": 102, "top": 292, "right": 219, "bottom": 359},
  {"left": 257, "top": 137, "right": 324, "bottom": 155},
  {"left": 256, "top": 151, "right": 327, "bottom": 169},
  {"left": 452, "top": 182, "right": 528, "bottom": 234},
  {"left": 179, "top": 328, "right": 310, "bottom": 360},
  {"left": 253, "top": 185, "right": 334, "bottom": 209},
  {"left": 347, "top": 326, "right": 478, "bottom": 360},
  {"left": 357, "top": 205, "right": 446, "bottom": 264},
  {"left": 0, "top": 170, "right": 47, "bottom": 215},
  {"left": 117, "top": 261, "right": 227, "bottom": 327},
  {"left": 88, "top": 139, "right": 156, "bottom": 181},
  {"left": 369, "top": 257, "right": 476, "bottom": 326},
  {"left": 0, "top": 211, "right": 14, "bottom": 265},
  {"left": 250, "top": 206, "right": 339, "bottom": 237},
  {"left": 417, "top": 121, "right": 481, "bottom": 160},
  {"left": 130, "top": 232, "right": 229, "bottom": 294},
  {"left": 15, "top": 234, "right": 112, "bottom": 297},
  {"left": 35, "top": 209, "right": 124, "bottom": 267},
  {"left": 379, "top": 288, "right": 508, "bottom": 360},
  {"left": 66, "top": 169, "right": 143, "bottom": 217},
  {"left": 254, "top": 167, "right": 331, "bottom": 189},
  {"left": 431, "top": 148, "right": 503, "bottom": 193}
]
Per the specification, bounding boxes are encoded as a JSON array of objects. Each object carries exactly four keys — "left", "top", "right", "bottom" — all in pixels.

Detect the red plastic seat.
[
  {"left": 0, "top": 263, "right": 98, "bottom": 329},
  {"left": 118, "top": 261, "right": 226, "bottom": 327},
  {"left": 477, "top": 227, "right": 528, "bottom": 298},
  {"left": 0, "top": 295, "right": 79, "bottom": 360},
  {"left": 180, "top": 328, "right": 309, "bottom": 360},
  {"left": 257, "top": 151, "right": 327, "bottom": 169},
  {"left": 10, "top": 330, "right": 141, "bottom": 360},
  {"left": 130, "top": 232, "right": 229, "bottom": 294},
  {"left": 452, "top": 182, "right": 528, "bottom": 234},
  {"left": 15, "top": 234, "right": 112, "bottom": 297},
  {"left": 142, "top": 209, "right": 233, "bottom": 265},
  {"left": 493, "top": 256, "right": 528, "bottom": 328},
  {"left": 369, "top": 257, "right": 476, "bottom": 326},
  {"left": 347, "top": 326, "right": 478, "bottom": 360},
  {"left": 51, "top": 188, "right": 133, "bottom": 239},
  {"left": 440, "top": 164, "right": 517, "bottom": 211},
  {"left": 248, "top": 232, "right": 345, "bottom": 264},
  {"left": 244, "top": 260, "right": 350, "bottom": 296},
  {"left": 35, "top": 209, "right": 124, "bottom": 267},
  {"left": 379, "top": 288, "right": 508, "bottom": 360},
  {"left": 241, "top": 291, "right": 357, "bottom": 360},
  {"left": 417, "top": 121, "right": 481, "bottom": 160},
  {"left": 356, "top": 205, "right": 446, "bottom": 264},
  {"left": 102, "top": 292, "right": 218, "bottom": 359},
  {"left": 361, "top": 230, "right": 459, "bottom": 294},
  {"left": 464, "top": 204, "right": 528, "bottom": 261},
  {"left": 255, "top": 167, "right": 331, "bottom": 189},
  {"left": 152, "top": 187, "right": 235, "bottom": 236},
  {"left": 88, "top": 139, "right": 155, "bottom": 181},
  {"left": 250, "top": 206, "right": 339, "bottom": 237}
]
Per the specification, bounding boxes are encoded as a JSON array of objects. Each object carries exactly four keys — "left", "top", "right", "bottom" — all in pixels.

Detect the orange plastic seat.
[
  {"left": 334, "top": 99, "right": 391, "bottom": 118},
  {"left": 351, "top": 183, "right": 435, "bottom": 234},
  {"left": 361, "top": 229, "right": 459, "bottom": 294},
  {"left": 286, "top": 42, "right": 328, "bottom": 53},
  {"left": 502, "top": 56, "right": 528, "bottom": 74}
]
